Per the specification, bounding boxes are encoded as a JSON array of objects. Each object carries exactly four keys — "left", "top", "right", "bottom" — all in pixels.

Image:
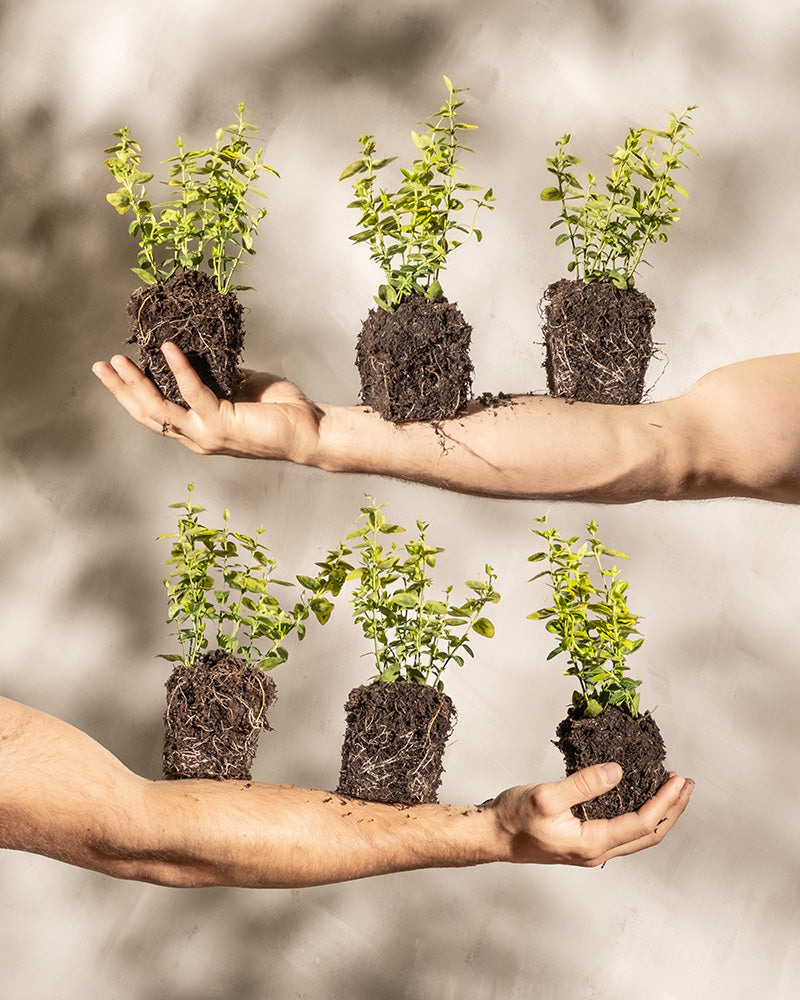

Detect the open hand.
[
  {"left": 92, "top": 343, "right": 325, "bottom": 463},
  {"left": 491, "top": 763, "right": 693, "bottom": 867}
]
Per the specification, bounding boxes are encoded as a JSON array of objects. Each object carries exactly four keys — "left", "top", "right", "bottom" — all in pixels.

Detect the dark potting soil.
[
  {"left": 476, "top": 390, "right": 516, "bottom": 409},
  {"left": 356, "top": 295, "right": 473, "bottom": 422},
  {"left": 127, "top": 270, "right": 245, "bottom": 406},
  {"left": 337, "top": 681, "right": 455, "bottom": 805},
  {"left": 162, "top": 648, "right": 277, "bottom": 781},
  {"left": 541, "top": 279, "right": 656, "bottom": 404},
  {"left": 554, "top": 704, "right": 669, "bottom": 820}
]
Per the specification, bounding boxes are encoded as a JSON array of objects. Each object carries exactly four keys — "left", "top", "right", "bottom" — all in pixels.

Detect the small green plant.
[
  {"left": 160, "top": 483, "right": 327, "bottom": 671},
  {"left": 527, "top": 514, "right": 645, "bottom": 718},
  {"left": 340, "top": 76, "right": 495, "bottom": 312},
  {"left": 540, "top": 107, "right": 698, "bottom": 290},
  {"left": 319, "top": 497, "right": 500, "bottom": 689},
  {"left": 105, "top": 103, "right": 278, "bottom": 294}
]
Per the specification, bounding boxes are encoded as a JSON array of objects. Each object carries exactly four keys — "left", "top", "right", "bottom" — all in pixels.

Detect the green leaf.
[
  {"left": 540, "top": 187, "right": 563, "bottom": 202},
  {"left": 425, "top": 278, "right": 444, "bottom": 302},
  {"left": 472, "top": 617, "right": 495, "bottom": 638},
  {"left": 339, "top": 160, "right": 367, "bottom": 181},
  {"left": 309, "top": 596, "right": 335, "bottom": 624},
  {"left": 132, "top": 268, "right": 158, "bottom": 284},
  {"left": 391, "top": 592, "right": 418, "bottom": 608},
  {"left": 596, "top": 545, "right": 630, "bottom": 559}
]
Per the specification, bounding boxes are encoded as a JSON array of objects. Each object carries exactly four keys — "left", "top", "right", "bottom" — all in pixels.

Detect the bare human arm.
[
  {"left": 0, "top": 696, "right": 692, "bottom": 888},
  {"left": 92, "top": 346, "right": 800, "bottom": 505}
]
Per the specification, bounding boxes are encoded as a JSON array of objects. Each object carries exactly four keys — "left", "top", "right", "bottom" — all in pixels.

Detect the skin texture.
[
  {"left": 92, "top": 347, "right": 800, "bottom": 505},
  {"left": 0, "top": 697, "right": 692, "bottom": 887}
]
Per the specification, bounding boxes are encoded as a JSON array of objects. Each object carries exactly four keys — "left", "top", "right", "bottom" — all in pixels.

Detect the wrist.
[
  {"left": 311, "top": 403, "right": 378, "bottom": 473},
  {"left": 452, "top": 801, "right": 511, "bottom": 867}
]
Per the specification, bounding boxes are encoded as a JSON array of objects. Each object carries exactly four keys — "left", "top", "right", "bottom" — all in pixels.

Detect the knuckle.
[{"left": 529, "top": 783, "right": 556, "bottom": 814}]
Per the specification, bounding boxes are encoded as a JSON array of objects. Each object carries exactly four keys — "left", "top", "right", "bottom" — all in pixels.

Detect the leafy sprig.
[
  {"left": 325, "top": 497, "right": 499, "bottom": 689},
  {"left": 540, "top": 107, "right": 698, "bottom": 289},
  {"left": 105, "top": 103, "right": 278, "bottom": 294},
  {"left": 159, "top": 483, "right": 326, "bottom": 671},
  {"left": 340, "top": 76, "right": 495, "bottom": 312},
  {"left": 527, "top": 514, "right": 645, "bottom": 718}
]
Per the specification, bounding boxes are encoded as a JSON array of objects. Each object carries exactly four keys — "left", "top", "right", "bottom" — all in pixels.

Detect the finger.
[
  {"left": 160, "top": 342, "right": 220, "bottom": 415},
  {"left": 601, "top": 777, "right": 694, "bottom": 861},
  {"left": 584, "top": 775, "right": 694, "bottom": 863},
  {"left": 93, "top": 354, "right": 167, "bottom": 416},
  {"left": 544, "top": 762, "right": 623, "bottom": 813},
  {"left": 92, "top": 355, "right": 193, "bottom": 437}
]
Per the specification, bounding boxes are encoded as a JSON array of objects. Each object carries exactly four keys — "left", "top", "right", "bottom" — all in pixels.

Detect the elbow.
[
  {"left": 80, "top": 787, "right": 225, "bottom": 888},
  {"left": 618, "top": 411, "right": 709, "bottom": 503}
]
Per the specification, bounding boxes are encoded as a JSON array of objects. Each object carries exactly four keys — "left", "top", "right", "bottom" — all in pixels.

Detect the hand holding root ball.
[
  {"left": 92, "top": 343, "right": 325, "bottom": 463},
  {"left": 492, "top": 764, "right": 693, "bottom": 868}
]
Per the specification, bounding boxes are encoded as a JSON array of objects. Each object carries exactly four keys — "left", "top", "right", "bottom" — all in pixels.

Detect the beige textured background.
[{"left": 1, "top": 1, "right": 798, "bottom": 997}]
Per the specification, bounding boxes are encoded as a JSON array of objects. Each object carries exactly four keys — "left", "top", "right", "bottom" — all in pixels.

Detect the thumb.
[{"left": 559, "top": 762, "right": 623, "bottom": 809}]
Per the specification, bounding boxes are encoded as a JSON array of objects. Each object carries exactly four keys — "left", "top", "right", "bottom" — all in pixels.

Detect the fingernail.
[{"left": 601, "top": 763, "right": 622, "bottom": 785}]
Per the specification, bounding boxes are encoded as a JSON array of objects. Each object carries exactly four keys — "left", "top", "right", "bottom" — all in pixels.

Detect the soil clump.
[
  {"left": 356, "top": 295, "right": 473, "bottom": 421},
  {"left": 127, "top": 270, "right": 245, "bottom": 405},
  {"left": 541, "top": 279, "right": 655, "bottom": 404},
  {"left": 554, "top": 704, "right": 668, "bottom": 819},
  {"left": 337, "top": 681, "right": 455, "bottom": 804},
  {"left": 162, "top": 648, "right": 276, "bottom": 781}
]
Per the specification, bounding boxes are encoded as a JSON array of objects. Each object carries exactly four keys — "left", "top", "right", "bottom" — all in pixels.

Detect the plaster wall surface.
[{"left": 1, "top": 2, "right": 797, "bottom": 997}]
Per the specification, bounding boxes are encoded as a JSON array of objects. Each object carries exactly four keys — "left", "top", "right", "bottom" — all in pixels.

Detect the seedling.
[
  {"left": 328, "top": 497, "right": 500, "bottom": 804},
  {"left": 527, "top": 513, "right": 645, "bottom": 718},
  {"left": 105, "top": 103, "right": 278, "bottom": 294},
  {"left": 323, "top": 497, "right": 500, "bottom": 689},
  {"left": 340, "top": 76, "right": 495, "bottom": 312},
  {"left": 160, "top": 483, "right": 324, "bottom": 672},
  {"left": 540, "top": 107, "right": 698, "bottom": 290}
]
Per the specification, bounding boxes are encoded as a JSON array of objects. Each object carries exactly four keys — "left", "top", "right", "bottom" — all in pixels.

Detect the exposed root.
[
  {"left": 126, "top": 270, "right": 244, "bottom": 406},
  {"left": 337, "top": 682, "right": 455, "bottom": 804},
  {"left": 541, "top": 279, "right": 655, "bottom": 405},
  {"left": 162, "top": 650, "right": 276, "bottom": 781}
]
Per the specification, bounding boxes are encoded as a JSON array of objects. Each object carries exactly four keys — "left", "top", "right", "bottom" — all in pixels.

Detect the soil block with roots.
[
  {"left": 554, "top": 704, "right": 669, "bottom": 820},
  {"left": 127, "top": 270, "right": 245, "bottom": 406},
  {"left": 356, "top": 295, "right": 473, "bottom": 422},
  {"left": 337, "top": 681, "right": 455, "bottom": 804},
  {"left": 162, "top": 648, "right": 277, "bottom": 781},
  {"left": 541, "top": 278, "right": 656, "bottom": 404}
]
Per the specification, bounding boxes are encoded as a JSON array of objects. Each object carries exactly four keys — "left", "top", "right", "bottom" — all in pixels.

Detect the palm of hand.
[{"left": 208, "top": 369, "right": 324, "bottom": 462}]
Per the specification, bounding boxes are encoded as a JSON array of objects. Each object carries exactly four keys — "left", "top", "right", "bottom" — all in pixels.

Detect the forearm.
[
  {"left": 0, "top": 698, "right": 504, "bottom": 888},
  {"left": 310, "top": 396, "right": 687, "bottom": 503},
  {"left": 2, "top": 698, "right": 691, "bottom": 884},
  {"left": 94, "top": 348, "right": 800, "bottom": 504},
  {"left": 122, "top": 781, "right": 503, "bottom": 889}
]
